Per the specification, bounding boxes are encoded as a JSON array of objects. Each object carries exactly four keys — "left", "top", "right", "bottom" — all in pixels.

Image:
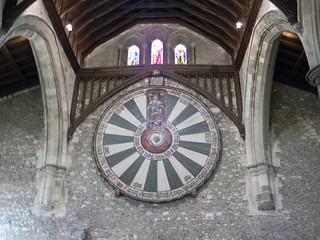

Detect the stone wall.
[
  {"left": 0, "top": 87, "right": 44, "bottom": 240},
  {"left": 0, "top": 82, "right": 319, "bottom": 239},
  {"left": 84, "top": 23, "right": 232, "bottom": 68}
]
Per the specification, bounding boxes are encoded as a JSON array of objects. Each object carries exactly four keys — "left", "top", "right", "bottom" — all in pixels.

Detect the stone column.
[
  {"left": 117, "top": 45, "right": 123, "bottom": 66},
  {"left": 306, "top": 64, "right": 320, "bottom": 99},
  {"left": 166, "top": 42, "right": 171, "bottom": 64},
  {"left": 190, "top": 43, "right": 196, "bottom": 64},
  {"left": 142, "top": 43, "right": 147, "bottom": 65}
]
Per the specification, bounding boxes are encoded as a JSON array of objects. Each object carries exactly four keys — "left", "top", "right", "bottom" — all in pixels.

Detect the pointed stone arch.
[
  {"left": 242, "top": 10, "right": 296, "bottom": 214},
  {"left": 167, "top": 31, "right": 194, "bottom": 64},
  {"left": 0, "top": 14, "right": 71, "bottom": 216}
]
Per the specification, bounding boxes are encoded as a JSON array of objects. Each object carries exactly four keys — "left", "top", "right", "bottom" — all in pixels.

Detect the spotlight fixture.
[
  {"left": 236, "top": 16, "right": 249, "bottom": 29},
  {"left": 236, "top": 19, "right": 243, "bottom": 29},
  {"left": 65, "top": 20, "right": 73, "bottom": 32}
]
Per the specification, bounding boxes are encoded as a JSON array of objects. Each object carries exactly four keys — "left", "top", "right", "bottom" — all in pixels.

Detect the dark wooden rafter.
[
  {"left": 176, "top": 1, "right": 237, "bottom": 39},
  {"left": 60, "top": 0, "right": 88, "bottom": 18},
  {"left": 1, "top": 0, "right": 36, "bottom": 31},
  {"left": 269, "top": 0, "right": 298, "bottom": 23},
  {"left": 78, "top": 9, "right": 237, "bottom": 59},
  {"left": 287, "top": 50, "right": 306, "bottom": 82},
  {"left": 273, "top": 31, "right": 315, "bottom": 94},
  {"left": 235, "top": 0, "right": 262, "bottom": 69},
  {"left": 67, "top": 0, "right": 115, "bottom": 24},
  {"left": 208, "top": 0, "right": 243, "bottom": 15},
  {"left": 81, "top": 16, "right": 141, "bottom": 59},
  {"left": 52, "top": 0, "right": 260, "bottom": 65},
  {"left": 172, "top": 13, "right": 234, "bottom": 56},
  {"left": 42, "top": 0, "right": 80, "bottom": 73},
  {"left": 183, "top": 0, "right": 237, "bottom": 28},
  {"left": 72, "top": 0, "right": 132, "bottom": 35},
  {"left": 202, "top": 0, "right": 238, "bottom": 19},
  {"left": 76, "top": 2, "right": 143, "bottom": 46},
  {"left": 1, "top": 45, "right": 28, "bottom": 84},
  {"left": 0, "top": 37, "right": 40, "bottom": 98}
]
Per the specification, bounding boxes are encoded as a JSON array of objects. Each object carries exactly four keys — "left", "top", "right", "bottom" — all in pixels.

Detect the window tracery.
[
  {"left": 127, "top": 45, "right": 140, "bottom": 66},
  {"left": 175, "top": 44, "right": 187, "bottom": 64},
  {"left": 151, "top": 39, "right": 163, "bottom": 64}
]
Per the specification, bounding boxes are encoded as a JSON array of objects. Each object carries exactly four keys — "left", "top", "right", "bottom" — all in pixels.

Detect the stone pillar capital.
[
  {"left": 306, "top": 64, "right": 320, "bottom": 98},
  {"left": 306, "top": 64, "right": 320, "bottom": 87}
]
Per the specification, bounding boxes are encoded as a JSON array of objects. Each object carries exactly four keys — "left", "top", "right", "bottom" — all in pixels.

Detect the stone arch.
[
  {"left": 167, "top": 31, "right": 194, "bottom": 64},
  {"left": 144, "top": 26, "right": 168, "bottom": 64},
  {"left": 0, "top": 14, "right": 70, "bottom": 216},
  {"left": 242, "top": 10, "right": 295, "bottom": 214}
]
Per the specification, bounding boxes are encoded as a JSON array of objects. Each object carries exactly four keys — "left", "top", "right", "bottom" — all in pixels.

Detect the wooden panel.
[{"left": 68, "top": 65, "right": 244, "bottom": 138}]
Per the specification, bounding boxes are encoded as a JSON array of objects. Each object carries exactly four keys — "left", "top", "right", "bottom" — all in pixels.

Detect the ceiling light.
[
  {"left": 65, "top": 20, "right": 72, "bottom": 32},
  {"left": 236, "top": 16, "right": 248, "bottom": 29},
  {"left": 236, "top": 20, "right": 243, "bottom": 29}
]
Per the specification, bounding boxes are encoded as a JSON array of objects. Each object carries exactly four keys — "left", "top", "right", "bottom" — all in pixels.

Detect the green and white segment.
[{"left": 94, "top": 87, "right": 220, "bottom": 202}]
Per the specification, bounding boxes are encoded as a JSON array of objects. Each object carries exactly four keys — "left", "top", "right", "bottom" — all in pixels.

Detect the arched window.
[
  {"left": 151, "top": 39, "right": 163, "bottom": 64},
  {"left": 175, "top": 44, "right": 187, "bottom": 64},
  {"left": 127, "top": 45, "right": 140, "bottom": 66}
]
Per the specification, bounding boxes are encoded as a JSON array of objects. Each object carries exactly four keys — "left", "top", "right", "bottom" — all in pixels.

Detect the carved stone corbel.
[
  {"left": 306, "top": 64, "right": 320, "bottom": 99},
  {"left": 247, "top": 163, "right": 276, "bottom": 211},
  {"left": 32, "top": 164, "right": 67, "bottom": 217}
]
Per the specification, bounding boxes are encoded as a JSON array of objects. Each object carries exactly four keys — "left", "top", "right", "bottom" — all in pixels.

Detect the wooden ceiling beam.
[
  {"left": 205, "top": 0, "right": 238, "bottom": 18},
  {"left": 279, "top": 39, "right": 304, "bottom": 51},
  {"left": 178, "top": 3, "right": 236, "bottom": 40},
  {"left": 43, "top": 0, "right": 80, "bottom": 72},
  {"left": 287, "top": 51, "right": 307, "bottom": 83},
  {"left": 269, "top": 0, "right": 297, "bottom": 23},
  {"left": 231, "top": 0, "right": 247, "bottom": 11},
  {"left": 1, "top": 45, "right": 28, "bottom": 84},
  {"left": 275, "top": 57, "right": 297, "bottom": 66},
  {"left": 2, "top": 0, "right": 36, "bottom": 31},
  {"left": 0, "top": 70, "right": 16, "bottom": 79},
  {"left": 78, "top": 9, "right": 144, "bottom": 52},
  {"left": 60, "top": 0, "right": 88, "bottom": 18},
  {"left": 183, "top": 0, "right": 236, "bottom": 26},
  {"left": 207, "top": 0, "right": 242, "bottom": 14},
  {"left": 74, "top": 1, "right": 177, "bottom": 38},
  {"left": 71, "top": 0, "right": 127, "bottom": 27},
  {"left": 171, "top": 9, "right": 236, "bottom": 52},
  {"left": 174, "top": 18, "right": 235, "bottom": 56},
  {"left": 74, "top": 1, "right": 135, "bottom": 38},
  {"left": 78, "top": 11, "right": 142, "bottom": 57},
  {"left": 277, "top": 49, "right": 302, "bottom": 59},
  {"left": 81, "top": 20, "right": 139, "bottom": 60},
  {"left": 235, "top": 0, "right": 262, "bottom": 69},
  {"left": 0, "top": 77, "right": 21, "bottom": 87},
  {"left": 135, "top": 13, "right": 180, "bottom": 19},
  {"left": 174, "top": 11, "right": 237, "bottom": 49}
]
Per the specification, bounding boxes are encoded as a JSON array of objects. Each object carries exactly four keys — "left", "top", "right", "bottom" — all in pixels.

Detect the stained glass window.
[
  {"left": 151, "top": 39, "right": 163, "bottom": 64},
  {"left": 127, "top": 45, "right": 140, "bottom": 66},
  {"left": 175, "top": 44, "right": 187, "bottom": 64}
]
